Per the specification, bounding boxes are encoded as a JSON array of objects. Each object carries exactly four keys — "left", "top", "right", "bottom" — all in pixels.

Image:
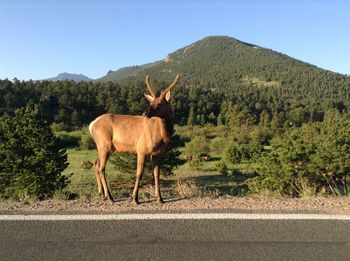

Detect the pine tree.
[
  {"left": 0, "top": 106, "right": 69, "bottom": 200},
  {"left": 71, "top": 110, "right": 80, "bottom": 126},
  {"left": 187, "top": 107, "right": 195, "bottom": 126}
]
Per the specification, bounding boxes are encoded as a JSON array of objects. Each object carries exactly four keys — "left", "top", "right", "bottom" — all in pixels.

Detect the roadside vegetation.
[
  {"left": 1, "top": 89, "right": 350, "bottom": 202},
  {"left": 0, "top": 106, "right": 69, "bottom": 201},
  {"left": 53, "top": 114, "right": 350, "bottom": 202}
]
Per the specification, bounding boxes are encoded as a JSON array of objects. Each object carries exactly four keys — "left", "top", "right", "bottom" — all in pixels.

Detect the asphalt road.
[{"left": 1, "top": 213, "right": 350, "bottom": 261}]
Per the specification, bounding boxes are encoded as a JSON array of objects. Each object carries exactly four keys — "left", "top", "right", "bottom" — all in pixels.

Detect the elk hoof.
[
  {"left": 132, "top": 198, "right": 139, "bottom": 205},
  {"left": 103, "top": 196, "right": 114, "bottom": 203},
  {"left": 157, "top": 199, "right": 165, "bottom": 204}
]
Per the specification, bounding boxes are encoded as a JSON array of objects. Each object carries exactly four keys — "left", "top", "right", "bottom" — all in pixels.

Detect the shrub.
[
  {"left": 55, "top": 131, "right": 80, "bottom": 147},
  {"left": 231, "top": 168, "right": 242, "bottom": 176},
  {"left": 248, "top": 125, "right": 318, "bottom": 197},
  {"left": 310, "top": 113, "right": 350, "bottom": 195},
  {"left": 174, "top": 180, "right": 199, "bottom": 198},
  {"left": 223, "top": 139, "right": 263, "bottom": 164},
  {"left": 0, "top": 106, "right": 69, "bottom": 200},
  {"left": 223, "top": 142, "right": 242, "bottom": 164},
  {"left": 51, "top": 122, "right": 67, "bottom": 132},
  {"left": 250, "top": 127, "right": 273, "bottom": 146},
  {"left": 80, "top": 133, "right": 95, "bottom": 150},
  {"left": 210, "top": 137, "right": 226, "bottom": 155},
  {"left": 81, "top": 160, "right": 93, "bottom": 169},
  {"left": 185, "top": 136, "right": 210, "bottom": 159},
  {"left": 248, "top": 117, "right": 350, "bottom": 196},
  {"left": 246, "top": 140, "right": 264, "bottom": 161},
  {"left": 188, "top": 156, "right": 203, "bottom": 169},
  {"left": 216, "top": 160, "right": 228, "bottom": 175}
]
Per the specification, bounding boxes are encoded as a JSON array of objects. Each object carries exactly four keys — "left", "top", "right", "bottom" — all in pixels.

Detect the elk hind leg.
[
  {"left": 93, "top": 158, "right": 104, "bottom": 197},
  {"left": 152, "top": 155, "right": 164, "bottom": 204},
  {"left": 97, "top": 150, "right": 114, "bottom": 202}
]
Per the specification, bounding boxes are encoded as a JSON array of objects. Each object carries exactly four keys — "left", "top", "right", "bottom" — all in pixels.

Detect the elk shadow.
[
  {"left": 110, "top": 172, "right": 256, "bottom": 201},
  {"left": 188, "top": 172, "right": 256, "bottom": 197}
]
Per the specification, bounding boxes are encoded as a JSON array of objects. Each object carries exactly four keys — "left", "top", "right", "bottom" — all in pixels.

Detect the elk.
[
  {"left": 201, "top": 155, "right": 210, "bottom": 161},
  {"left": 89, "top": 74, "right": 180, "bottom": 205}
]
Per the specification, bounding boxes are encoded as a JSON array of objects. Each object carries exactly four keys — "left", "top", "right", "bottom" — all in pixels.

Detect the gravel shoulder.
[{"left": 1, "top": 196, "right": 350, "bottom": 214}]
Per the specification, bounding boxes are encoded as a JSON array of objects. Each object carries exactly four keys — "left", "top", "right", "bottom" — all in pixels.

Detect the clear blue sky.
[{"left": 0, "top": 0, "right": 349, "bottom": 80}]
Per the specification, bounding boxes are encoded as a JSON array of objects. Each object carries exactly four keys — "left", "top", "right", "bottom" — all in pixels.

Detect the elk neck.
[
  {"left": 144, "top": 110, "right": 174, "bottom": 140},
  {"left": 163, "top": 111, "right": 174, "bottom": 137}
]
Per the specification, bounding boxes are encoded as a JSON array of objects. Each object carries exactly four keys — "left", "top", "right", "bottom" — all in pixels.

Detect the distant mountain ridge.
[
  {"left": 96, "top": 61, "right": 161, "bottom": 82},
  {"left": 46, "top": 72, "right": 92, "bottom": 82},
  {"left": 95, "top": 36, "right": 348, "bottom": 92}
]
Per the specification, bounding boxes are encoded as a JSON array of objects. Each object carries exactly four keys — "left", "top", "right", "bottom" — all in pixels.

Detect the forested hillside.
[
  {"left": 96, "top": 61, "right": 161, "bottom": 82},
  {"left": 99, "top": 36, "right": 350, "bottom": 97}
]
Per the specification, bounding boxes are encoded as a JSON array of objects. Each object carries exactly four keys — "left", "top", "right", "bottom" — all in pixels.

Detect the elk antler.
[
  {"left": 163, "top": 74, "right": 180, "bottom": 95},
  {"left": 145, "top": 76, "right": 156, "bottom": 98}
]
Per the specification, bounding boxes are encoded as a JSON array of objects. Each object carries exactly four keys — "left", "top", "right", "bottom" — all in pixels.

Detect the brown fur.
[{"left": 89, "top": 75, "right": 180, "bottom": 204}]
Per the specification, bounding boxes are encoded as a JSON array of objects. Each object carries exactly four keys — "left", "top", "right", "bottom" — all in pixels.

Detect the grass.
[
  {"left": 62, "top": 148, "right": 254, "bottom": 200},
  {"left": 63, "top": 148, "right": 127, "bottom": 198},
  {"left": 62, "top": 149, "right": 97, "bottom": 198},
  {"left": 242, "top": 76, "right": 280, "bottom": 88}
]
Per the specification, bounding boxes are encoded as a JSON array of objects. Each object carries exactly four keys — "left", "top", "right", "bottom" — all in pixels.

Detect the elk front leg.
[
  {"left": 93, "top": 159, "right": 104, "bottom": 197},
  {"left": 132, "top": 154, "right": 145, "bottom": 205},
  {"left": 152, "top": 155, "right": 164, "bottom": 204}
]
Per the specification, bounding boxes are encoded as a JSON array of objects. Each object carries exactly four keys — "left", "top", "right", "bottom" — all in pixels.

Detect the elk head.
[{"left": 142, "top": 74, "right": 180, "bottom": 119}]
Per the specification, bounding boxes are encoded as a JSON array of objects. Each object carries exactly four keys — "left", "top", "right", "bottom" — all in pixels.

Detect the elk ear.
[
  {"left": 144, "top": 93, "right": 155, "bottom": 102},
  {"left": 165, "top": 91, "right": 171, "bottom": 102}
]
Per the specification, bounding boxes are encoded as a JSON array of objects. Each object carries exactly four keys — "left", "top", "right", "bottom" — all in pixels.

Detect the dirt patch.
[{"left": 1, "top": 196, "right": 350, "bottom": 214}]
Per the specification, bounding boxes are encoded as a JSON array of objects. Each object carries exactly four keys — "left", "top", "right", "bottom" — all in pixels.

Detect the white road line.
[{"left": 0, "top": 213, "right": 350, "bottom": 221}]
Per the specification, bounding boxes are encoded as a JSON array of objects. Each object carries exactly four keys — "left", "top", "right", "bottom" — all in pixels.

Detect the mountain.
[
  {"left": 46, "top": 73, "right": 92, "bottom": 82},
  {"left": 96, "top": 36, "right": 347, "bottom": 92}
]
